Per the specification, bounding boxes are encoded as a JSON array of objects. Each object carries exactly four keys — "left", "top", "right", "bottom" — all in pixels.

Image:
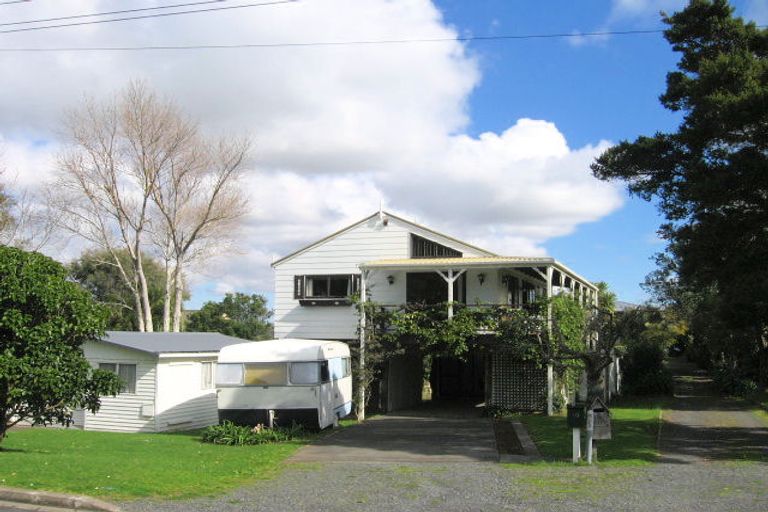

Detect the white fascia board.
[{"left": 157, "top": 352, "right": 220, "bottom": 359}]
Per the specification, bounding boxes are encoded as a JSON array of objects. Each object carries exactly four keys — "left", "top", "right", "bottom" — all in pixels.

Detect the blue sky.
[{"left": 428, "top": 0, "right": 762, "bottom": 304}]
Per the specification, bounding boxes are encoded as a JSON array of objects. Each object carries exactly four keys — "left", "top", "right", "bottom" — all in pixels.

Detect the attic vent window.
[
  {"left": 294, "top": 274, "right": 360, "bottom": 306},
  {"left": 411, "top": 234, "right": 462, "bottom": 259}
]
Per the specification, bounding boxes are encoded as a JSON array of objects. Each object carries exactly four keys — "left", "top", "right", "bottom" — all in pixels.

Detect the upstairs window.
[
  {"left": 294, "top": 274, "right": 360, "bottom": 305},
  {"left": 411, "top": 234, "right": 462, "bottom": 259}
]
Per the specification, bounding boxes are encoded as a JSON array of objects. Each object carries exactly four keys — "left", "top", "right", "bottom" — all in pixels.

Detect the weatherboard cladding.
[
  {"left": 273, "top": 214, "right": 490, "bottom": 339},
  {"left": 81, "top": 342, "right": 158, "bottom": 433},
  {"left": 81, "top": 335, "right": 230, "bottom": 433}
]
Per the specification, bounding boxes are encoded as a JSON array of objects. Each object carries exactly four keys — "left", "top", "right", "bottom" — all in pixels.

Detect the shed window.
[
  {"left": 244, "top": 363, "right": 287, "bottom": 386},
  {"left": 216, "top": 363, "right": 243, "bottom": 386},
  {"left": 201, "top": 362, "right": 214, "bottom": 389},
  {"left": 99, "top": 363, "right": 136, "bottom": 394},
  {"left": 289, "top": 362, "right": 320, "bottom": 385}
]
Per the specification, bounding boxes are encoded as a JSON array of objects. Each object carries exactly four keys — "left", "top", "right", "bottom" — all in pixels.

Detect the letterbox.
[
  {"left": 588, "top": 397, "right": 612, "bottom": 440},
  {"left": 566, "top": 402, "right": 587, "bottom": 428}
]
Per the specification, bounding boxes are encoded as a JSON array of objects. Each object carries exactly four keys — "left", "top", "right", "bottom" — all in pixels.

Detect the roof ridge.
[{"left": 271, "top": 210, "right": 496, "bottom": 267}]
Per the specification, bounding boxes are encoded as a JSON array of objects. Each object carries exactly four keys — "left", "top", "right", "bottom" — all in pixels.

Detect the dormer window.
[{"left": 411, "top": 234, "right": 462, "bottom": 259}]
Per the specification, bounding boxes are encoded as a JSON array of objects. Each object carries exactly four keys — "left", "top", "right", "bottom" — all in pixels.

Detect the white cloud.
[
  {"left": 608, "top": 0, "right": 687, "bottom": 22},
  {"left": 567, "top": 0, "right": 686, "bottom": 48},
  {"left": 0, "top": 0, "right": 623, "bottom": 298}
]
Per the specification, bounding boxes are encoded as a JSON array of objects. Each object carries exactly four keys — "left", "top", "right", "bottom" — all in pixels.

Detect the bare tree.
[
  {"left": 0, "top": 166, "right": 55, "bottom": 251},
  {"left": 51, "top": 82, "right": 197, "bottom": 332},
  {"left": 152, "top": 136, "right": 250, "bottom": 331}
]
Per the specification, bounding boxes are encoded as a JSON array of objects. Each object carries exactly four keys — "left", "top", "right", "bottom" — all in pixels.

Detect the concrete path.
[
  {"left": 658, "top": 359, "right": 768, "bottom": 463},
  {"left": 290, "top": 403, "right": 498, "bottom": 463}
]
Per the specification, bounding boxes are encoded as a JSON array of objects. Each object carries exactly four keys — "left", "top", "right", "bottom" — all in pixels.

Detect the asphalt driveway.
[{"left": 290, "top": 403, "right": 498, "bottom": 463}]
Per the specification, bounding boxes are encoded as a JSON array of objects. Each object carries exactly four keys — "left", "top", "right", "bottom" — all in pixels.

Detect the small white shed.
[{"left": 75, "top": 331, "right": 244, "bottom": 433}]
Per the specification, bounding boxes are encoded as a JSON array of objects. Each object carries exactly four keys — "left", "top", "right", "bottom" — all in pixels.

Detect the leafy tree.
[
  {"left": 595, "top": 281, "right": 616, "bottom": 313},
  {"left": 592, "top": 0, "right": 768, "bottom": 383},
  {"left": 69, "top": 249, "right": 170, "bottom": 331},
  {"left": 0, "top": 247, "right": 120, "bottom": 443},
  {"left": 187, "top": 293, "right": 272, "bottom": 340}
]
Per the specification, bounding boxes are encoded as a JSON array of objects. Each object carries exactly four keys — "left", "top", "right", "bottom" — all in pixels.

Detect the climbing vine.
[{"left": 353, "top": 294, "right": 622, "bottom": 416}]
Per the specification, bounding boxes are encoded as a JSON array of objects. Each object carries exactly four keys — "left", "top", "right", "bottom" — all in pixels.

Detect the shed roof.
[{"left": 102, "top": 331, "right": 246, "bottom": 355}]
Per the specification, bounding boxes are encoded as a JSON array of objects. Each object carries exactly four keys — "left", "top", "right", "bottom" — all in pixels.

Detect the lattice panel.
[{"left": 490, "top": 351, "right": 547, "bottom": 411}]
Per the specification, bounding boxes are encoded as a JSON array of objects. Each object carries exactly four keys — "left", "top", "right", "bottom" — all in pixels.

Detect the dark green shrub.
[
  {"left": 623, "top": 342, "right": 674, "bottom": 396},
  {"left": 201, "top": 421, "right": 305, "bottom": 446},
  {"left": 712, "top": 364, "right": 759, "bottom": 398}
]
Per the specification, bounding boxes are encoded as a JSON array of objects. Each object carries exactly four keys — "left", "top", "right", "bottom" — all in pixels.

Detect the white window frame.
[
  {"left": 99, "top": 362, "right": 137, "bottom": 394},
  {"left": 201, "top": 361, "right": 214, "bottom": 390}
]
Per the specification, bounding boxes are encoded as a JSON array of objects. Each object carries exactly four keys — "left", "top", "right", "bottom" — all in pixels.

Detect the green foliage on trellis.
[
  {"left": 388, "top": 303, "right": 489, "bottom": 358},
  {"left": 354, "top": 293, "right": 622, "bottom": 412}
]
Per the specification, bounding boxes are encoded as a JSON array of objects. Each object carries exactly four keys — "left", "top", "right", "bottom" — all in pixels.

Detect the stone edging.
[
  {"left": 0, "top": 487, "right": 120, "bottom": 511},
  {"left": 498, "top": 420, "right": 541, "bottom": 463}
]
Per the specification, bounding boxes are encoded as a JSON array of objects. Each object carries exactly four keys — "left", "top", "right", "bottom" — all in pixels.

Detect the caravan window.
[
  {"left": 328, "top": 358, "right": 344, "bottom": 381},
  {"left": 327, "top": 357, "right": 352, "bottom": 381},
  {"left": 244, "top": 363, "right": 287, "bottom": 385},
  {"left": 216, "top": 363, "right": 244, "bottom": 385},
  {"left": 289, "top": 362, "right": 320, "bottom": 385}
]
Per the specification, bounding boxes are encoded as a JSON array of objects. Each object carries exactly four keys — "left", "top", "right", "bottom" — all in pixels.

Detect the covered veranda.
[{"left": 356, "top": 256, "right": 599, "bottom": 420}]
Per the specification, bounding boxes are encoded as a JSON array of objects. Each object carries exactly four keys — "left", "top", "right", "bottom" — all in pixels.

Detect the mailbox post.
[
  {"left": 567, "top": 403, "right": 586, "bottom": 463},
  {"left": 586, "top": 397, "right": 611, "bottom": 464}
]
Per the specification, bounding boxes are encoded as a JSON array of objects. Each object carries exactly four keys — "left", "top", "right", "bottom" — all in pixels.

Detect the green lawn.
[
  {"left": 0, "top": 427, "right": 307, "bottom": 500},
  {"left": 511, "top": 398, "right": 664, "bottom": 466}
]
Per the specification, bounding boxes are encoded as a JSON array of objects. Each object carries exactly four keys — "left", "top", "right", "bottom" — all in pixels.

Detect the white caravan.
[{"left": 216, "top": 339, "right": 352, "bottom": 429}]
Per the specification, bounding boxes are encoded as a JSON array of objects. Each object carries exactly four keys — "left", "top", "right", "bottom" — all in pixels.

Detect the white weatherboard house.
[
  {"left": 75, "top": 331, "right": 244, "bottom": 433},
  {"left": 272, "top": 211, "right": 602, "bottom": 415}
]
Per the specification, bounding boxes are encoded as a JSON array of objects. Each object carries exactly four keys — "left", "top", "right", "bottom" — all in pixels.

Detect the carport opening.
[{"left": 368, "top": 343, "right": 488, "bottom": 418}]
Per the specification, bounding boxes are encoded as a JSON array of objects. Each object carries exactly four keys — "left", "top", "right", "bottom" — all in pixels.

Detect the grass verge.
[
  {"left": 0, "top": 427, "right": 308, "bottom": 500},
  {"left": 509, "top": 398, "right": 664, "bottom": 467}
]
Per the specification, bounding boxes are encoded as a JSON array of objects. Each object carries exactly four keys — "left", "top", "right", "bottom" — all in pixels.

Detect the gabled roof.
[
  {"left": 101, "top": 331, "right": 246, "bottom": 355},
  {"left": 271, "top": 211, "right": 497, "bottom": 267}
]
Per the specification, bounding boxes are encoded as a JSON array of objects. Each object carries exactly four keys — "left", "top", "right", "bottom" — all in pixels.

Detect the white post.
[
  {"left": 545, "top": 266, "right": 553, "bottom": 330},
  {"left": 586, "top": 409, "right": 594, "bottom": 464},
  {"left": 545, "top": 266, "right": 554, "bottom": 416},
  {"left": 358, "top": 270, "right": 367, "bottom": 421},
  {"left": 547, "top": 364, "right": 554, "bottom": 416},
  {"left": 437, "top": 269, "right": 466, "bottom": 319},
  {"left": 572, "top": 428, "right": 581, "bottom": 463}
]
